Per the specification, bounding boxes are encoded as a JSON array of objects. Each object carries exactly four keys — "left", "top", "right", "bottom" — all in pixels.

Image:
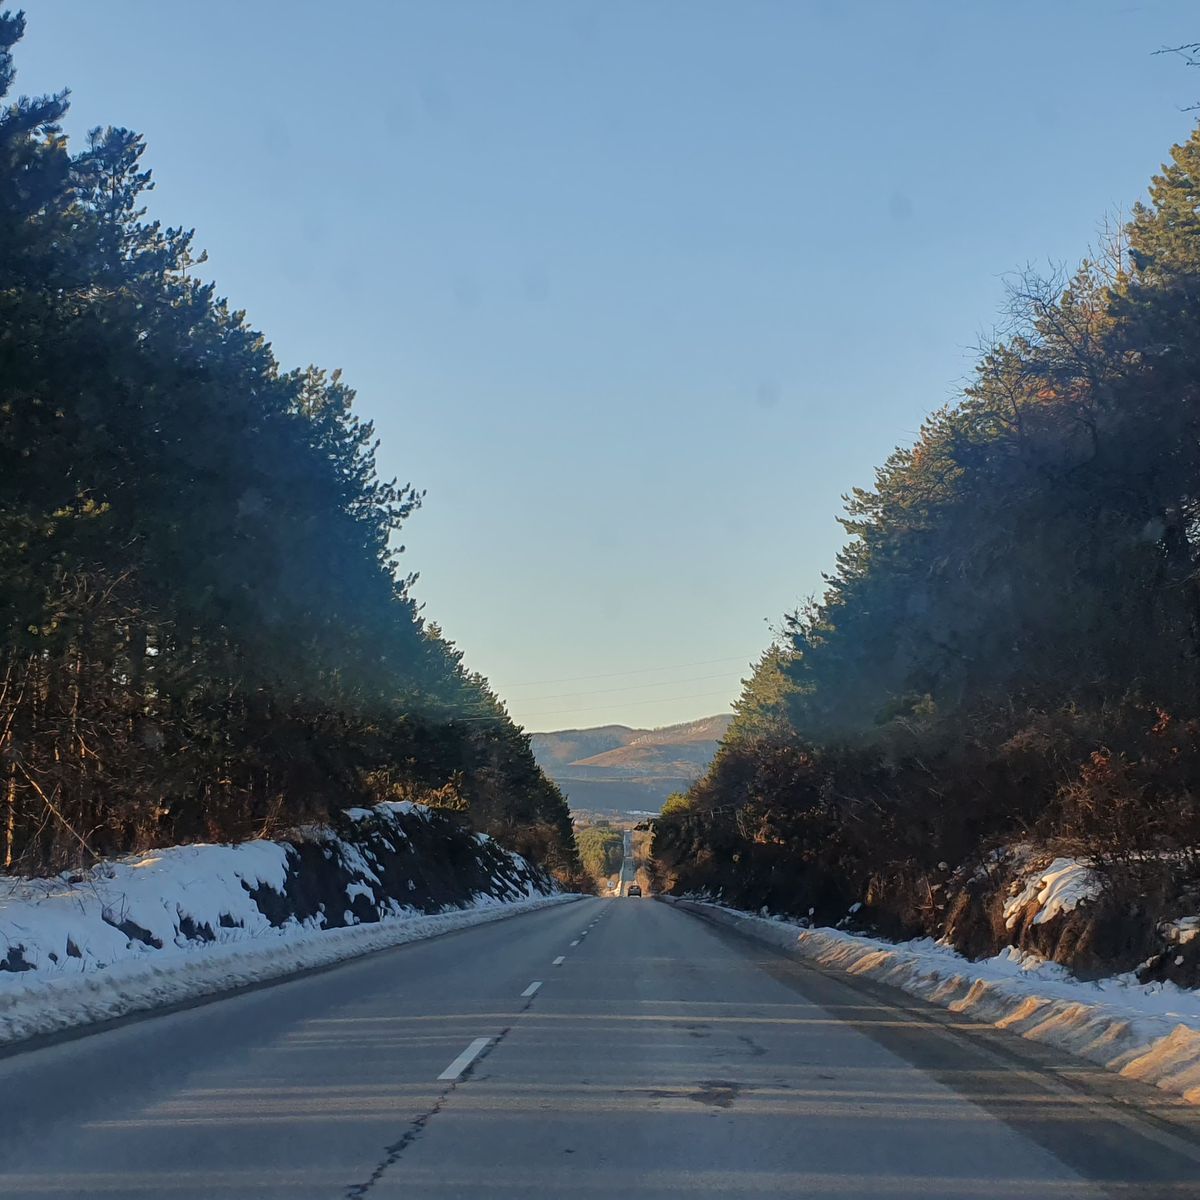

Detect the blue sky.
[{"left": 16, "top": 1, "right": 1197, "bottom": 729}]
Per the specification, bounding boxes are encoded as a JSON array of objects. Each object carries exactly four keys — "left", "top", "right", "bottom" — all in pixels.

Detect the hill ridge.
[{"left": 530, "top": 714, "right": 732, "bottom": 817}]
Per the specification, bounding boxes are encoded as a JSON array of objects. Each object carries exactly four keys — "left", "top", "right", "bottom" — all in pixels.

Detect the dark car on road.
[{"left": 627, "top": 884, "right": 641, "bottom": 897}]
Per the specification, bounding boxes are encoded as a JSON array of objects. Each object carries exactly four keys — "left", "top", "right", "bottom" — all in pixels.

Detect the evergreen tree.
[{"left": 0, "top": 12, "right": 578, "bottom": 879}]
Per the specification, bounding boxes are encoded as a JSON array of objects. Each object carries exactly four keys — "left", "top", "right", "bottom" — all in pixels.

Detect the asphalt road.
[
  {"left": 2, "top": 897, "right": 1200, "bottom": 1199},
  {"left": 619, "top": 827, "right": 636, "bottom": 895}
]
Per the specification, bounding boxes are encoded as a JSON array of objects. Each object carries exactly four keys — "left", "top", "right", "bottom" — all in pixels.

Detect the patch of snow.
[
  {"left": 334, "top": 839, "right": 381, "bottom": 885},
  {"left": 378, "top": 800, "right": 426, "bottom": 819},
  {"left": 344, "top": 881, "right": 375, "bottom": 905},
  {"left": 1164, "top": 917, "right": 1200, "bottom": 946},
  {"left": 1003, "top": 856, "right": 1101, "bottom": 929}
]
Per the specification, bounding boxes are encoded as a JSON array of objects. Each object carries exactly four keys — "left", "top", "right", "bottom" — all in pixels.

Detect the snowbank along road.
[{"left": 3, "top": 897, "right": 1200, "bottom": 1198}]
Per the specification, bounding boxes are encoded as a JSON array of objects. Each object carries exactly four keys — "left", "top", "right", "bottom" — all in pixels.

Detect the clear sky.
[{"left": 15, "top": 1, "right": 1197, "bottom": 730}]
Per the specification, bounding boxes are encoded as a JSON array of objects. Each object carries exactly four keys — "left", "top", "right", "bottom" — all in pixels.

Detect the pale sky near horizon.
[{"left": 15, "top": 1, "right": 1198, "bottom": 730}]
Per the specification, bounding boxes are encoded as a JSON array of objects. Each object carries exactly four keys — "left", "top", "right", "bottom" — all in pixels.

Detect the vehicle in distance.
[{"left": 627, "top": 884, "right": 641, "bottom": 897}]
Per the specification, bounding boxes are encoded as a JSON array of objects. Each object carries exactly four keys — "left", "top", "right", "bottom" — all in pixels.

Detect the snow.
[
  {"left": 0, "top": 891, "right": 573, "bottom": 1047},
  {"left": 683, "top": 901, "right": 1200, "bottom": 1105},
  {"left": 0, "top": 841, "right": 294, "bottom": 973},
  {"left": 1164, "top": 917, "right": 1200, "bottom": 946},
  {"left": 0, "top": 804, "right": 576, "bottom": 1047},
  {"left": 1003, "top": 856, "right": 1101, "bottom": 929},
  {"left": 331, "top": 837, "right": 382, "bottom": 884},
  {"left": 373, "top": 800, "right": 427, "bottom": 820}
]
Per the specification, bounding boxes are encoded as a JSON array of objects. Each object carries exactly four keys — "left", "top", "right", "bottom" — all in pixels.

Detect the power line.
[
  {"left": 433, "top": 687, "right": 736, "bottom": 725},
  {"left": 504, "top": 654, "right": 754, "bottom": 689},
  {"left": 512, "top": 670, "right": 735, "bottom": 705},
  {"left": 512, "top": 688, "right": 736, "bottom": 723}
]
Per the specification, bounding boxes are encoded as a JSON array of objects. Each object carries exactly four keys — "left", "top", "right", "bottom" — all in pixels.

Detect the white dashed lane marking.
[{"left": 437, "top": 1038, "right": 492, "bottom": 1081}]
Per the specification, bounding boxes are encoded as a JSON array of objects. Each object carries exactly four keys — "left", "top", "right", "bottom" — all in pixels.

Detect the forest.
[
  {"left": 575, "top": 822, "right": 624, "bottom": 885},
  {"left": 654, "top": 121, "right": 1200, "bottom": 972},
  {"left": 0, "top": 14, "right": 579, "bottom": 881}
]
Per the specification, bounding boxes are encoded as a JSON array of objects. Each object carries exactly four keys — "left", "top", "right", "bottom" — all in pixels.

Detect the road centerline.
[{"left": 520, "top": 981, "right": 542, "bottom": 998}]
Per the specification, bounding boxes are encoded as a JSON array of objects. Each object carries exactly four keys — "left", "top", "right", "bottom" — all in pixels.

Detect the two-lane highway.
[
  {"left": 2, "top": 897, "right": 1200, "bottom": 1198},
  {"left": 619, "top": 827, "right": 636, "bottom": 896}
]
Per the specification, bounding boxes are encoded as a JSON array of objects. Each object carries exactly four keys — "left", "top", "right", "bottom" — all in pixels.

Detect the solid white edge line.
[
  {"left": 553, "top": 955, "right": 566, "bottom": 965},
  {"left": 437, "top": 1037, "right": 492, "bottom": 1082},
  {"left": 521, "top": 981, "right": 542, "bottom": 998}
]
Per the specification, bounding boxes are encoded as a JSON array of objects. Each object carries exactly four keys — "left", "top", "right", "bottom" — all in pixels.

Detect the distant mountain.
[{"left": 531, "top": 715, "right": 732, "bottom": 817}]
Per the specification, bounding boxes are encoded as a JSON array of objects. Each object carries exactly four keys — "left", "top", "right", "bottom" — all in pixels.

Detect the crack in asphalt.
[
  {"left": 343, "top": 1093, "right": 448, "bottom": 1199},
  {"left": 342, "top": 1024, "right": 516, "bottom": 1197},
  {"left": 343, "top": 911, "right": 580, "bottom": 1196},
  {"left": 737, "top": 1033, "right": 767, "bottom": 1057}
]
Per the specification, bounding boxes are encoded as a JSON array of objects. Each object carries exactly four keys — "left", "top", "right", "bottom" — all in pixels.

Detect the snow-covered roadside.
[
  {"left": 0, "top": 802, "right": 578, "bottom": 1047},
  {"left": 0, "top": 891, "right": 573, "bottom": 1047},
  {"left": 675, "top": 899, "right": 1200, "bottom": 1104}
]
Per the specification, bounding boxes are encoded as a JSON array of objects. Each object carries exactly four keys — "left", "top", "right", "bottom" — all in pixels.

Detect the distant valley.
[{"left": 530, "top": 715, "right": 732, "bottom": 818}]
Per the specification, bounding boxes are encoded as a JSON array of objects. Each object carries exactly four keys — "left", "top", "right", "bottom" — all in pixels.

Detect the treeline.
[
  {"left": 576, "top": 823, "right": 624, "bottom": 885},
  {"left": 655, "top": 123, "right": 1200, "bottom": 942},
  {"left": 0, "top": 15, "right": 579, "bottom": 880}
]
